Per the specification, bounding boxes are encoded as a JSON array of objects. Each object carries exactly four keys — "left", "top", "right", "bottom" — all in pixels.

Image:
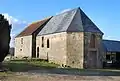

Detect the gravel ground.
[
  {"left": 1, "top": 68, "right": 120, "bottom": 81},
  {"left": 0, "top": 72, "right": 120, "bottom": 81},
  {"left": 0, "top": 71, "right": 120, "bottom": 81}
]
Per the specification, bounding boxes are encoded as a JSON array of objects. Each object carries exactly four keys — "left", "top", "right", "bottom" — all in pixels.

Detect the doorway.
[
  {"left": 88, "top": 51, "right": 97, "bottom": 68},
  {"left": 37, "top": 47, "right": 39, "bottom": 58},
  {"left": 116, "top": 52, "right": 120, "bottom": 61}
]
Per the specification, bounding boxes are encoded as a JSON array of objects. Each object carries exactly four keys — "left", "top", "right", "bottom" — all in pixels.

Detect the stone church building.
[{"left": 15, "top": 7, "right": 105, "bottom": 69}]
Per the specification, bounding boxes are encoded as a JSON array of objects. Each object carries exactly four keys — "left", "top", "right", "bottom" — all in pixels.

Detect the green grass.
[
  {"left": 30, "top": 61, "right": 59, "bottom": 67},
  {"left": 3, "top": 59, "right": 59, "bottom": 72},
  {"left": 1, "top": 59, "right": 120, "bottom": 80},
  {"left": 2, "top": 59, "right": 120, "bottom": 74},
  {"left": 0, "top": 72, "right": 12, "bottom": 76}
]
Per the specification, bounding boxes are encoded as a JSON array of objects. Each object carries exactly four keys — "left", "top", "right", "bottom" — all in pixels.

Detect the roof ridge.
[
  {"left": 15, "top": 24, "right": 29, "bottom": 38},
  {"left": 80, "top": 8, "right": 103, "bottom": 34},
  {"left": 66, "top": 8, "right": 79, "bottom": 32},
  {"left": 55, "top": 7, "right": 79, "bottom": 17},
  {"left": 103, "top": 39, "right": 120, "bottom": 52},
  {"left": 103, "top": 39, "right": 120, "bottom": 42},
  {"left": 80, "top": 8, "right": 86, "bottom": 32},
  {"left": 31, "top": 16, "right": 53, "bottom": 25},
  {"left": 15, "top": 17, "right": 52, "bottom": 38}
]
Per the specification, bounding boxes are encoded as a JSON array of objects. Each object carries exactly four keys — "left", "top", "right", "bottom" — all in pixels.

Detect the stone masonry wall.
[
  {"left": 36, "top": 32, "right": 104, "bottom": 69},
  {"left": 66, "top": 32, "right": 84, "bottom": 68},
  {"left": 84, "top": 32, "right": 104, "bottom": 68},
  {"left": 36, "top": 32, "right": 67, "bottom": 65},
  {"left": 15, "top": 35, "right": 32, "bottom": 58}
]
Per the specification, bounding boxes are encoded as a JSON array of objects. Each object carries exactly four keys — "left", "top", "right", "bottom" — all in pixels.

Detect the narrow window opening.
[
  {"left": 47, "top": 39, "right": 49, "bottom": 48},
  {"left": 90, "top": 34, "right": 96, "bottom": 48},
  {"left": 37, "top": 47, "right": 39, "bottom": 58},
  {"left": 21, "top": 38, "right": 23, "bottom": 44},
  {"left": 41, "top": 37, "right": 44, "bottom": 47}
]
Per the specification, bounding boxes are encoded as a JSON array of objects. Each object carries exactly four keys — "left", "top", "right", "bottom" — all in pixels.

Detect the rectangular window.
[
  {"left": 90, "top": 34, "right": 96, "bottom": 48},
  {"left": 37, "top": 47, "right": 39, "bottom": 58},
  {"left": 107, "top": 52, "right": 111, "bottom": 55},
  {"left": 112, "top": 52, "right": 116, "bottom": 54},
  {"left": 47, "top": 39, "right": 49, "bottom": 48},
  {"left": 106, "top": 55, "right": 110, "bottom": 60},
  {"left": 42, "top": 37, "right": 44, "bottom": 47},
  {"left": 21, "top": 38, "right": 23, "bottom": 44}
]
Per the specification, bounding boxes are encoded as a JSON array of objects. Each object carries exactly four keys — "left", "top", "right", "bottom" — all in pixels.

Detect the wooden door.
[{"left": 88, "top": 51, "right": 97, "bottom": 68}]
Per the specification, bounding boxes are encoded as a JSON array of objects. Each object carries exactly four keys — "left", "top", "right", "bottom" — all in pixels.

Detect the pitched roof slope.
[
  {"left": 16, "top": 17, "right": 52, "bottom": 37},
  {"left": 38, "top": 7, "right": 103, "bottom": 36},
  {"left": 103, "top": 40, "right": 120, "bottom": 52}
]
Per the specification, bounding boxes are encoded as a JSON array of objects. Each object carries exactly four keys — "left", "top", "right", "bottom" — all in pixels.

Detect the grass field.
[
  {"left": 1, "top": 59, "right": 120, "bottom": 81},
  {"left": 2, "top": 59, "right": 120, "bottom": 73},
  {"left": 3, "top": 59, "right": 59, "bottom": 72},
  {"left": 0, "top": 59, "right": 60, "bottom": 81}
]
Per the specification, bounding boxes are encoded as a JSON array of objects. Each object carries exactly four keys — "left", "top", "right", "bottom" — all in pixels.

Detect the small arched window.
[
  {"left": 90, "top": 34, "right": 96, "bottom": 48},
  {"left": 47, "top": 39, "right": 49, "bottom": 48}
]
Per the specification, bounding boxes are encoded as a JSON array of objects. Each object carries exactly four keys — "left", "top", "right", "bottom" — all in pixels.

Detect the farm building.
[{"left": 15, "top": 7, "right": 120, "bottom": 69}]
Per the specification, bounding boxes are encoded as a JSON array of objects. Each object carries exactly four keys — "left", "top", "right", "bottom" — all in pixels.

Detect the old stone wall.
[
  {"left": 15, "top": 35, "right": 32, "bottom": 58},
  {"left": 36, "top": 32, "right": 67, "bottom": 65},
  {"left": 66, "top": 32, "right": 84, "bottom": 68},
  {"left": 36, "top": 32, "right": 104, "bottom": 69},
  {"left": 84, "top": 32, "right": 104, "bottom": 68}
]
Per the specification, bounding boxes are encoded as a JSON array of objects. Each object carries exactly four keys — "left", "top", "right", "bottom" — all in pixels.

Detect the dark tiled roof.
[
  {"left": 102, "top": 40, "right": 120, "bottom": 52},
  {"left": 38, "top": 7, "right": 103, "bottom": 36},
  {"left": 16, "top": 17, "right": 52, "bottom": 37}
]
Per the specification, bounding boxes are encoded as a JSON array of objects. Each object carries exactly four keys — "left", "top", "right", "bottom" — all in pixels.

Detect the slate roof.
[
  {"left": 16, "top": 17, "right": 51, "bottom": 37},
  {"left": 102, "top": 40, "right": 120, "bottom": 52},
  {"left": 38, "top": 7, "right": 103, "bottom": 36}
]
